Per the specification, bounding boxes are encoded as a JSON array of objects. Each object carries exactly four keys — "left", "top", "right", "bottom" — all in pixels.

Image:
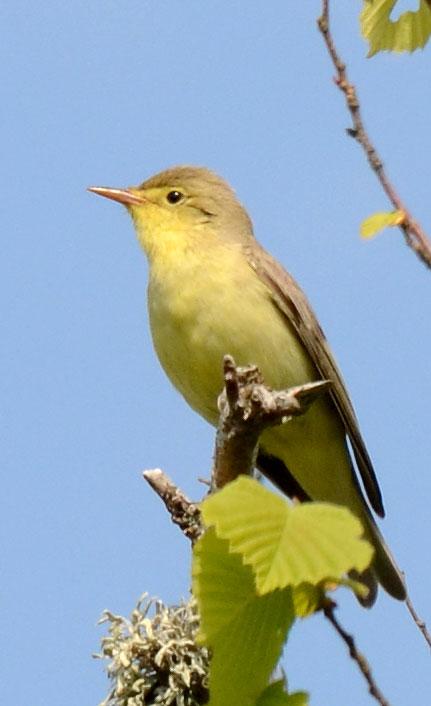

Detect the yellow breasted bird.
[{"left": 89, "top": 166, "right": 406, "bottom": 605}]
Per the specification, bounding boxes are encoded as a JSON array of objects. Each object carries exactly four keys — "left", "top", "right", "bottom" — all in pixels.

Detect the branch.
[
  {"left": 317, "top": 0, "right": 431, "bottom": 269},
  {"left": 143, "top": 468, "right": 203, "bottom": 543},
  {"left": 212, "top": 354, "right": 331, "bottom": 490},
  {"left": 323, "top": 600, "right": 392, "bottom": 706},
  {"left": 318, "top": 2, "right": 431, "bottom": 654},
  {"left": 406, "top": 593, "right": 431, "bottom": 650}
]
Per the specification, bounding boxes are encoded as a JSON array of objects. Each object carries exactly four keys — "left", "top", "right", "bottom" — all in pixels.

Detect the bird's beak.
[{"left": 87, "top": 186, "right": 145, "bottom": 206}]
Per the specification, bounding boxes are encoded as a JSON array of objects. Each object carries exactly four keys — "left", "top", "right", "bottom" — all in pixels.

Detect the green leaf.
[
  {"left": 255, "top": 680, "right": 309, "bottom": 706},
  {"left": 292, "top": 583, "right": 324, "bottom": 618},
  {"left": 360, "top": 210, "right": 405, "bottom": 239},
  {"left": 192, "top": 528, "right": 294, "bottom": 706},
  {"left": 292, "top": 577, "right": 369, "bottom": 615},
  {"left": 201, "top": 477, "right": 373, "bottom": 595},
  {"left": 361, "top": 0, "right": 431, "bottom": 56}
]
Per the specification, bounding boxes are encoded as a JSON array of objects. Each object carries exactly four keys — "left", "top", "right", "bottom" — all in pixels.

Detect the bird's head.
[{"left": 89, "top": 166, "right": 254, "bottom": 260}]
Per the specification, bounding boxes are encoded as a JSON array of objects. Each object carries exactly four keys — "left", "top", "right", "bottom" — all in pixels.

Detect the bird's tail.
[{"left": 363, "top": 512, "right": 406, "bottom": 603}]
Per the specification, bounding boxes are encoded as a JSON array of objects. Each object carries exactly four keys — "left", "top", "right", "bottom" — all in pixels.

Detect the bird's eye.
[{"left": 166, "top": 190, "right": 184, "bottom": 204}]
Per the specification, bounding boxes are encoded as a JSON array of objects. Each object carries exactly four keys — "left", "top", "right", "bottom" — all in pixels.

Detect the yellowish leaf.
[
  {"left": 361, "top": 0, "right": 431, "bottom": 56},
  {"left": 360, "top": 209, "right": 405, "bottom": 239},
  {"left": 192, "top": 528, "right": 294, "bottom": 706},
  {"left": 200, "top": 477, "right": 373, "bottom": 595}
]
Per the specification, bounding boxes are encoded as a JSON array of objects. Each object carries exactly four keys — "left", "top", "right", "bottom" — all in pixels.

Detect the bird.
[{"left": 89, "top": 165, "right": 406, "bottom": 605}]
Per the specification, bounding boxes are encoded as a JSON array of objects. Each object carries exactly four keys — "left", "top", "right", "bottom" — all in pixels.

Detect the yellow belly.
[
  {"left": 148, "top": 244, "right": 313, "bottom": 415},
  {"left": 147, "top": 242, "right": 363, "bottom": 514}
]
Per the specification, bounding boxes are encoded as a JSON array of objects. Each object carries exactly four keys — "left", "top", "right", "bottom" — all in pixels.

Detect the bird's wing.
[{"left": 246, "top": 243, "right": 384, "bottom": 517}]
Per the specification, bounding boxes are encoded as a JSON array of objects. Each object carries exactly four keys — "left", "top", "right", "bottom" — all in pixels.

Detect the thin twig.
[
  {"left": 212, "top": 355, "right": 331, "bottom": 489},
  {"left": 318, "top": 0, "right": 431, "bottom": 654},
  {"left": 405, "top": 593, "right": 431, "bottom": 649},
  {"left": 143, "top": 468, "right": 203, "bottom": 543},
  {"left": 317, "top": 0, "right": 431, "bottom": 268},
  {"left": 323, "top": 600, "right": 392, "bottom": 706}
]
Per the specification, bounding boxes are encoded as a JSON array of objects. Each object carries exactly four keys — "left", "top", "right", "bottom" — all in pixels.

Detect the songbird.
[{"left": 89, "top": 166, "right": 405, "bottom": 605}]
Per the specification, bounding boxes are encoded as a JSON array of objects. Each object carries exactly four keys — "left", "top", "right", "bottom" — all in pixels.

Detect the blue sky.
[{"left": 2, "top": 2, "right": 430, "bottom": 705}]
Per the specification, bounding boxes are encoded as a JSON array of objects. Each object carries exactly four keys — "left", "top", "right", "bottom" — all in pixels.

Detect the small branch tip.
[{"left": 317, "top": 0, "right": 431, "bottom": 268}]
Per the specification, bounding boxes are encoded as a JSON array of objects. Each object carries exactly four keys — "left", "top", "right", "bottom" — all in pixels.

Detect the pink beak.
[{"left": 87, "top": 186, "right": 145, "bottom": 206}]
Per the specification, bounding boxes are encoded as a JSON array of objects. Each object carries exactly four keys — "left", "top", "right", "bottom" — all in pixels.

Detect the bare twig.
[
  {"left": 406, "top": 593, "right": 431, "bottom": 649},
  {"left": 317, "top": 0, "right": 431, "bottom": 268},
  {"left": 143, "top": 468, "right": 203, "bottom": 543},
  {"left": 212, "top": 354, "right": 331, "bottom": 489},
  {"left": 323, "top": 600, "right": 392, "bottom": 706},
  {"left": 318, "top": 0, "right": 431, "bottom": 654},
  {"left": 143, "top": 357, "right": 330, "bottom": 525}
]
